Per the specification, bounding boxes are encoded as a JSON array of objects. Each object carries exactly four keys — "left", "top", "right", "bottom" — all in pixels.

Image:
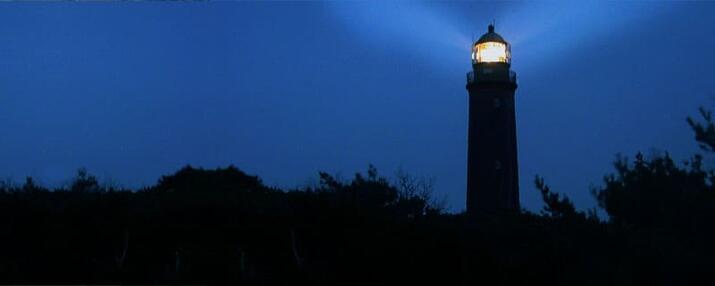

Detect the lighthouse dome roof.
[{"left": 475, "top": 24, "right": 507, "bottom": 44}]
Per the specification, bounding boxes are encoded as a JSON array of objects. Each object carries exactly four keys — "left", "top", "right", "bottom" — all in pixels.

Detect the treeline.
[{"left": 0, "top": 110, "right": 714, "bottom": 285}]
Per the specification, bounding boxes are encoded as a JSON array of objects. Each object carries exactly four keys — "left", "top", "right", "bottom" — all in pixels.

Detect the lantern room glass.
[{"left": 472, "top": 42, "right": 510, "bottom": 64}]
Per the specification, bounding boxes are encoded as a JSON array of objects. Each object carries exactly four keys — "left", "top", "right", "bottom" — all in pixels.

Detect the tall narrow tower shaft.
[{"left": 466, "top": 25, "right": 519, "bottom": 214}]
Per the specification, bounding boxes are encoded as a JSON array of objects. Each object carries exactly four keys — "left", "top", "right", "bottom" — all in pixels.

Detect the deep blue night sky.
[{"left": 1, "top": 2, "right": 714, "bottom": 212}]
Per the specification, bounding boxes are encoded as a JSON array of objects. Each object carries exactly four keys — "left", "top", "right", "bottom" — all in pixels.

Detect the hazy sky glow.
[{"left": 1, "top": 2, "right": 714, "bottom": 212}]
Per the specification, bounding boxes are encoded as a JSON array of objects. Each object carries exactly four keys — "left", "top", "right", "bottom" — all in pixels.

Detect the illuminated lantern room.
[
  {"left": 468, "top": 24, "right": 515, "bottom": 84},
  {"left": 472, "top": 24, "right": 511, "bottom": 65}
]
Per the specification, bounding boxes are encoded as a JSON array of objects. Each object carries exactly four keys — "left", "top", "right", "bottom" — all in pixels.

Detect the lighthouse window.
[
  {"left": 495, "top": 160, "right": 502, "bottom": 170},
  {"left": 493, "top": 98, "right": 501, "bottom": 108},
  {"left": 475, "top": 42, "right": 508, "bottom": 63}
]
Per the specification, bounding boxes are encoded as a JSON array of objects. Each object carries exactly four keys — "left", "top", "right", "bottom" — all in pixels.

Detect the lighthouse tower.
[{"left": 466, "top": 24, "right": 519, "bottom": 214}]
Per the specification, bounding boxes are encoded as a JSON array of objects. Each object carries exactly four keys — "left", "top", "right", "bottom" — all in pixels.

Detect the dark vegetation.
[{"left": 1, "top": 110, "right": 715, "bottom": 285}]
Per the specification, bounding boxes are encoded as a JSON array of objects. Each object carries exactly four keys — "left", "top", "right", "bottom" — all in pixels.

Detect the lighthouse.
[{"left": 466, "top": 24, "right": 519, "bottom": 213}]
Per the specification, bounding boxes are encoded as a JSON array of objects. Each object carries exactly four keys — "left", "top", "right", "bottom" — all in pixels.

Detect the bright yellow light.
[{"left": 473, "top": 42, "right": 508, "bottom": 63}]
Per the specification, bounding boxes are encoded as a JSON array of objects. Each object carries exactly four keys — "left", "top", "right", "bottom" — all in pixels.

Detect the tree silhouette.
[{"left": 687, "top": 107, "right": 715, "bottom": 151}]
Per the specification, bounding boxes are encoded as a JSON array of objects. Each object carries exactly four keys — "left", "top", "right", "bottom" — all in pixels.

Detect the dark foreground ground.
[{"left": 0, "top": 160, "right": 713, "bottom": 285}]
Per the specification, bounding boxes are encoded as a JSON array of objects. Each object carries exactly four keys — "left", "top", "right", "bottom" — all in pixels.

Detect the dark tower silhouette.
[{"left": 466, "top": 24, "right": 519, "bottom": 214}]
